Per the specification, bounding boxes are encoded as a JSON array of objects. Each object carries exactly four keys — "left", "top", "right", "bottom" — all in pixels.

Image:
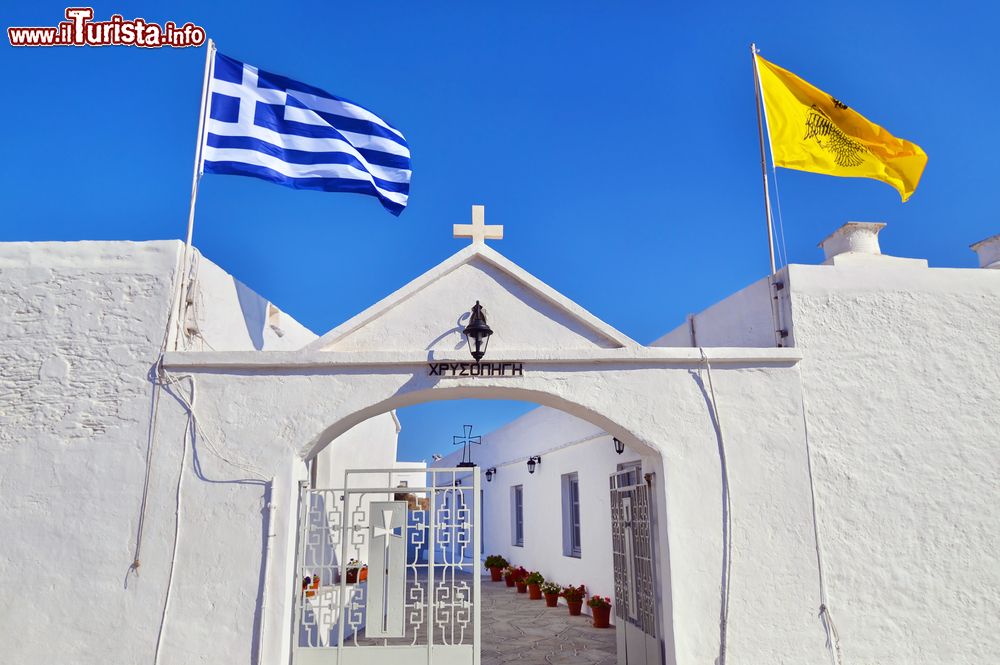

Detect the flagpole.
[
  {"left": 173, "top": 38, "right": 216, "bottom": 350},
  {"left": 751, "top": 42, "right": 777, "bottom": 276}
]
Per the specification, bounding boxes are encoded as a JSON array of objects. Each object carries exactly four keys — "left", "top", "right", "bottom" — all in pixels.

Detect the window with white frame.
[
  {"left": 561, "top": 473, "right": 582, "bottom": 558},
  {"left": 616, "top": 460, "right": 642, "bottom": 487},
  {"left": 511, "top": 485, "right": 524, "bottom": 547}
]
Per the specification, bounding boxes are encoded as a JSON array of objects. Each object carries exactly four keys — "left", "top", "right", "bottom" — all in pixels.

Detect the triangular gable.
[{"left": 302, "top": 244, "right": 637, "bottom": 354}]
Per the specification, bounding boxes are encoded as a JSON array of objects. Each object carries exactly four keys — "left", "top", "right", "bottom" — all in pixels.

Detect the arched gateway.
[{"left": 163, "top": 217, "right": 822, "bottom": 665}]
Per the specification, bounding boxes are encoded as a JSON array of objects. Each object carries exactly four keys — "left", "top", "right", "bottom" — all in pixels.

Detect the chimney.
[
  {"left": 818, "top": 222, "right": 886, "bottom": 264},
  {"left": 970, "top": 234, "right": 1000, "bottom": 269}
]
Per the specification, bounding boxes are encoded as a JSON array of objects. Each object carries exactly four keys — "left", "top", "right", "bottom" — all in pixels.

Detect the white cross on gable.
[{"left": 454, "top": 205, "right": 503, "bottom": 245}]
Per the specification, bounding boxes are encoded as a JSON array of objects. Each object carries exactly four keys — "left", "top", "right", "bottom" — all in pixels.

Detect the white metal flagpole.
[
  {"left": 172, "top": 38, "right": 216, "bottom": 350},
  {"left": 751, "top": 42, "right": 777, "bottom": 276}
]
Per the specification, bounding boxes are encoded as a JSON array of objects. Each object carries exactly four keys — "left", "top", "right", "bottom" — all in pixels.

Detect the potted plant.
[
  {"left": 525, "top": 571, "right": 545, "bottom": 600},
  {"left": 541, "top": 581, "right": 561, "bottom": 607},
  {"left": 561, "top": 584, "right": 586, "bottom": 615},
  {"left": 512, "top": 566, "right": 529, "bottom": 593},
  {"left": 502, "top": 566, "right": 516, "bottom": 588},
  {"left": 302, "top": 574, "right": 320, "bottom": 598},
  {"left": 345, "top": 559, "right": 366, "bottom": 584},
  {"left": 484, "top": 555, "right": 509, "bottom": 582},
  {"left": 587, "top": 595, "right": 612, "bottom": 628}
]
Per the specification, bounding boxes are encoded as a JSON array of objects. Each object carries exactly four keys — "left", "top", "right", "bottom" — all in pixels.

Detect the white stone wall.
[
  {"left": 2, "top": 238, "right": 854, "bottom": 665},
  {"left": 180, "top": 249, "right": 315, "bottom": 352},
  {"left": 0, "top": 241, "right": 404, "bottom": 665},
  {"left": 164, "top": 353, "right": 821, "bottom": 665},
  {"left": 433, "top": 407, "right": 643, "bottom": 619},
  {"left": 786, "top": 257, "right": 1000, "bottom": 665},
  {"left": 0, "top": 241, "right": 184, "bottom": 664},
  {"left": 652, "top": 273, "right": 790, "bottom": 348},
  {"left": 651, "top": 241, "right": 1000, "bottom": 664}
]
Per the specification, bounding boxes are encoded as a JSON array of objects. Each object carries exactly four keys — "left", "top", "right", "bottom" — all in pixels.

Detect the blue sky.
[{"left": 3, "top": 1, "right": 996, "bottom": 461}]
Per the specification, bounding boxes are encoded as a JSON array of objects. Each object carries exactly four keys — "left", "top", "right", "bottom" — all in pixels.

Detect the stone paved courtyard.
[{"left": 481, "top": 577, "right": 617, "bottom": 665}]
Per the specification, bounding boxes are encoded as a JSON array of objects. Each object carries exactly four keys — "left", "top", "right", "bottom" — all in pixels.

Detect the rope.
[
  {"left": 129, "top": 242, "right": 189, "bottom": 582},
  {"left": 771, "top": 162, "right": 791, "bottom": 270},
  {"left": 127, "top": 358, "right": 164, "bottom": 583},
  {"left": 700, "top": 349, "right": 733, "bottom": 665}
]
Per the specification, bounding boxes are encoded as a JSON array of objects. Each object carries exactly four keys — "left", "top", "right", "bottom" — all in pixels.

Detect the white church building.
[{"left": 0, "top": 216, "right": 997, "bottom": 665}]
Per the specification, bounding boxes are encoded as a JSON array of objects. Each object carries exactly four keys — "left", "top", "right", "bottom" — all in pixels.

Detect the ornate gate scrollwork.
[
  {"left": 293, "top": 468, "right": 480, "bottom": 665},
  {"left": 610, "top": 469, "right": 662, "bottom": 665}
]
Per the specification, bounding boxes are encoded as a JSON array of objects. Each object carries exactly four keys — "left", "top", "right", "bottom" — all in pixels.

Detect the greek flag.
[{"left": 202, "top": 51, "right": 411, "bottom": 215}]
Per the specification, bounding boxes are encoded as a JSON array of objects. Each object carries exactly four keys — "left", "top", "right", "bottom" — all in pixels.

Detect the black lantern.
[
  {"left": 484, "top": 467, "right": 497, "bottom": 482},
  {"left": 462, "top": 301, "right": 493, "bottom": 362},
  {"left": 613, "top": 437, "right": 625, "bottom": 455},
  {"left": 526, "top": 455, "right": 541, "bottom": 474}
]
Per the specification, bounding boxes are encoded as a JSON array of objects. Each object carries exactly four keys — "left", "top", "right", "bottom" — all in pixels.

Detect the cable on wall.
[
  {"left": 146, "top": 368, "right": 269, "bottom": 665},
  {"left": 797, "top": 375, "right": 843, "bottom": 665},
  {"left": 160, "top": 369, "right": 269, "bottom": 481},
  {"left": 699, "top": 348, "right": 733, "bottom": 665},
  {"left": 151, "top": 370, "right": 194, "bottom": 665}
]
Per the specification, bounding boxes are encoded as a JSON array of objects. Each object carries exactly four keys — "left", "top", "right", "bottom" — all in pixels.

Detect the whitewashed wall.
[
  {"left": 786, "top": 254, "right": 1000, "bottom": 665},
  {"left": 0, "top": 241, "right": 184, "bottom": 665},
  {"left": 314, "top": 410, "right": 402, "bottom": 490},
  {"left": 180, "top": 249, "right": 315, "bottom": 351},
  {"left": 433, "top": 407, "right": 643, "bottom": 619},
  {"left": 653, "top": 273, "right": 790, "bottom": 348},
  {"left": 1, "top": 239, "right": 845, "bottom": 665},
  {"left": 651, "top": 232, "right": 1000, "bottom": 664},
  {"left": 0, "top": 241, "right": 404, "bottom": 665}
]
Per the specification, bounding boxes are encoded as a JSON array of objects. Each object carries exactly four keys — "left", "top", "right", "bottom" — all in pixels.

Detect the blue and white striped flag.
[{"left": 202, "top": 51, "right": 411, "bottom": 215}]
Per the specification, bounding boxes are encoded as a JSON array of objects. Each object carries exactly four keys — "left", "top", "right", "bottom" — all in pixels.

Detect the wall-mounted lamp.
[
  {"left": 526, "top": 456, "right": 542, "bottom": 474},
  {"left": 484, "top": 467, "right": 497, "bottom": 482},
  {"left": 462, "top": 301, "right": 493, "bottom": 362},
  {"left": 613, "top": 437, "right": 625, "bottom": 455}
]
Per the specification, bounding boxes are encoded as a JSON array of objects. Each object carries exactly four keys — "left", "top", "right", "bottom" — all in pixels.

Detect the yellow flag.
[{"left": 755, "top": 54, "right": 927, "bottom": 201}]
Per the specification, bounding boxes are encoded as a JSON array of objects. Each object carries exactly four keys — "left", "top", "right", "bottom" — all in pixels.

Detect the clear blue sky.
[{"left": 3, "top": 1, "right": 996, "bottom": 461}]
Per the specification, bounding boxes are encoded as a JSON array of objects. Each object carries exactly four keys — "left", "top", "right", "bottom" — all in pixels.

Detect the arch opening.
[{"left": 294, "top": 386, "right": 674, "bottom": 665}]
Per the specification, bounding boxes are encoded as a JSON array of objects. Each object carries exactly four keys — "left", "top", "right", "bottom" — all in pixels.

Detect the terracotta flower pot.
[
  {"left": 489, "top": 567, "right": 503, "bottom": 582},
  {"left": 515, "top": 581, "right": 528, "bottom": 593},
  {"left": 527, "top": 583, "right": 542, "bottom": 600},
  {"left": 544, "top": 592, "right": 559, "bottom": 607},
  {"left": 591, "top": 605, "right": 611, "bottom": 628},
  {"left": 505, "top": 576, "right": 516, "bottom": 588},
  {"left": 567, "top": 600, "right": 583, "bottom": 616}
]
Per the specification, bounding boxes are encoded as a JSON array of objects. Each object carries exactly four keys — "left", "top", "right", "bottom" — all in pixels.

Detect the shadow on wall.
[{"left": 235, "top": 278, "right": 267, "bottom": 351}]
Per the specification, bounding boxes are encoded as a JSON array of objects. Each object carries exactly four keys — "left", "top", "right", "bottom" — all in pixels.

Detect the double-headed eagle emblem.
[{"left": 803, "top": 100, "right": 868, "bottom": 167}]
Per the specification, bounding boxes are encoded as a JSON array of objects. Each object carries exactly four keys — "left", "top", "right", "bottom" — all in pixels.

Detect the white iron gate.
[
  {"left": 293, "top": 468, "right": 480, "bottom": 665},
  {"left": 610, "top": 467, "right": 663, "bottom": 665}
]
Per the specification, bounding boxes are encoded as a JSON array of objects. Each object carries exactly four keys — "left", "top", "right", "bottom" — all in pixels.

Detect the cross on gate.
[
  {"left": 453, "top": 424, "right": 481, "bottom": 467},
  {"left": 453, "top": 205, "right": 503, "bottom": 245},
  {"left": 372, "top": 509, "right": 398, "bottom": 543},
  {"left": 373, "top": 508, "right": 399, "bottom": 577}
]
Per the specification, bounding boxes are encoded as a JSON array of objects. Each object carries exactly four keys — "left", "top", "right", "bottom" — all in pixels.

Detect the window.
[
  {"left": 616, "top": 460, "right": 642, "bottom": 487},
  {"left": 511, "top": 485, "right": 524, "bottom": 547},
  {"left": 561, "top": 473, "right": 582, "bottom": 557}
]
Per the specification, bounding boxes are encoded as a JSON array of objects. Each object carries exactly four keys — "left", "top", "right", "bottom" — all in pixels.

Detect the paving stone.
[{"left": 481, "top": 577, "right": 616, "bottom": 665}]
